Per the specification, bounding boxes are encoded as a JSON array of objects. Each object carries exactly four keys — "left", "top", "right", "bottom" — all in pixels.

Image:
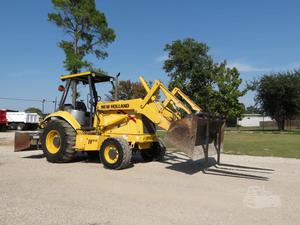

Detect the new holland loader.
[{"left": 15, "top": 71, "right": 225, "bottom": 169}]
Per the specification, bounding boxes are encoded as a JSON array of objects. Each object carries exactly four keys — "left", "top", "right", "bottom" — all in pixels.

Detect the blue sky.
[{"left": 0, "top": 0, "right": 300, "bottom": 113}]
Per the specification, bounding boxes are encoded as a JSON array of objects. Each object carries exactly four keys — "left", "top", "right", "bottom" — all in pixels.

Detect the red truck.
[{"left": 0, "top": 109, "right": 7, "bottom": 132}]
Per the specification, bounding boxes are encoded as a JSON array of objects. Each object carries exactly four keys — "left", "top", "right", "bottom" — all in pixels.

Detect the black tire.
[
  {"left": 140, "top": 149, "right": 155, "bottom": 162},
  {"left": 42, "top": 120, "right": 76, "bottom": 163},
  {"left": 100, "top": 137, "right": 131, "bottom": 170},
  {"left": 9, "top": 123, "right": 16, "bottom": 130},
  {"left": 16, "top": 123, "right": 25, "bottom": 131},
  {"left": 0, "top": 124, "right": 7, "bottom": 132},
  {"left": 28, "top": 123, "right": 39, "bottom": 130},
  {"left": 140, "top": 138, "right": 166, "bottom": 162},
  {"left": 153, "top": 138, "right": 166, "bottom": 161}
]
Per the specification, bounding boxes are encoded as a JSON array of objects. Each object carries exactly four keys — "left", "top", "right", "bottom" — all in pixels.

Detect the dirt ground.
[{"left": 0, "top": 132, "right": 299, "bottom": 225}]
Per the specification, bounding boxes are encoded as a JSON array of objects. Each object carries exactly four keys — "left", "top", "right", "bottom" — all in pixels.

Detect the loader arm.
[
  {"left": 116, "top": 77, "right": 195, "bottom": 131},
  {"left": 171, "top": 87, "right": 202, "bottom": 112},
  {"left": 138, "top": 77, "right": 225, "bottom": 161},
  {"left": 139, "top": 77, "right": 201, "bottom": 118}
]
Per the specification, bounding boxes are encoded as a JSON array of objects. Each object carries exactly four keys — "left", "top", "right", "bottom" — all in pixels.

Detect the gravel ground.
[{"left": 0, "top": 132, "right": 300, "bottom": 225}]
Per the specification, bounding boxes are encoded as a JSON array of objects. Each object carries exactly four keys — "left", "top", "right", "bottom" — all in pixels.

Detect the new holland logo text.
[{"left": 101, "top": 104, "right": 130, "bottom": 109}]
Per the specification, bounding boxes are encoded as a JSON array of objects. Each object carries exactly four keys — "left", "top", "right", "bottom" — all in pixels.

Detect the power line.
[
  {"left": 0, "top": 97, "right": 55, "bottom": 103},
  {"left": 0, "top": 97, "right": 58, "bottom": 113}
]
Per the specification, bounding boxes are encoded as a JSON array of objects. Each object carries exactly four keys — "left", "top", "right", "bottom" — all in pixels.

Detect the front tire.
[
  {"left": 140, "top": 138, "right": 166, "bottom": 162},
  {"left": 42, "top": 120, "right": 76, "bottom": 163},
  {"left": 100, "top": 137, "right": 132, "bottom": 170}
]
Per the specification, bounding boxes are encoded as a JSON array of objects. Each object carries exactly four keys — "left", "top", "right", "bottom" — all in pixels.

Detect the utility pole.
[
  {"left": 114, "top": 73, "right": 120, "bottom": 100},
  {"left": 262, "top": 112, "right": 265, "bottom": 131},
  {"left": 42, "top": 99, "right": 46, "bottom": 114},
  {"left": 54, "top": 97, "right": 57, "bottom": 111}
]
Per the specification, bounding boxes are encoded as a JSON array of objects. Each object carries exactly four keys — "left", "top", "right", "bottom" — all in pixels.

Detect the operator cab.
[{"left": 58, "top": 71, "right": 116, "bottom": 129}]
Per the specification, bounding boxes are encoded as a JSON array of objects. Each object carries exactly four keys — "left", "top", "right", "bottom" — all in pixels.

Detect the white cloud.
[
  {"left": 279, "top": 62, "right": 300, "bottom": 71},
  {"left": 227, "top": 62, "right": 271, "bottom": 72},
  {"left": 228, "top": 61, "right": 300, "bottom": 73},
  {"left": 155, "top": 54, "right": 168, "bottom": 62}
]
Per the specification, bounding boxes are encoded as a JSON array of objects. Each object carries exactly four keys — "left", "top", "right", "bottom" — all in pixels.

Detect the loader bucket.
[
  {"left": 165, "top": 113, "right": 225, "bottom": 161},
  {"left": 14, "top": 131, "right": 40, "bottom": 152}
]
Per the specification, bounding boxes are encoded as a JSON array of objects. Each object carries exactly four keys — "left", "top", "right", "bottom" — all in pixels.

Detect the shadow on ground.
[
  {"left": 22, "top": 153, "right": 45, "bottom": 159},
  {"left": 22, "top": 151, "right": 90, "bottom": 163},
  {"left": 21, "top": 151, "right": 273, "bottom": 180},
  {"left": 163, "top": 152, "right": 273, "bottom": 181}
]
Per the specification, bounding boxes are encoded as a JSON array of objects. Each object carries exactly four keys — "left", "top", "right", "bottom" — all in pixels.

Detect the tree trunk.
[
  {"left": 71, "top": 80, "right": 77, "bottom": 108},
  {"left": 71, "top": 32, "right": 79, "bottom": 108},
  {"left": 276, "top": 118, "right": 285, "bottom": 130}
]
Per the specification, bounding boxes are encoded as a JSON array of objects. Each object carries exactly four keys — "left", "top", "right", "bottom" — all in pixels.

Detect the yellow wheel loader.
[{"left": 15, "top": 71, "right": 225, "bottom": 169}]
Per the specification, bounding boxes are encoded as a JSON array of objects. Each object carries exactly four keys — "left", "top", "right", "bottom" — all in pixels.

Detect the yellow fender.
[{"left": 42, "top": 111, "right": 82, "bottom": 133}]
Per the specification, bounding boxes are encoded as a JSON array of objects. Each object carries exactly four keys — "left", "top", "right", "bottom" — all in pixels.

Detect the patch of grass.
[
  {"left": 157, "top": 129, "right": 300, "bottom": 158},
  {"left": 224, "top": 131, "right": 300, "bottom": 158},
  {"left": 226, "top": 126, "right": 300, "bottom": 133}
]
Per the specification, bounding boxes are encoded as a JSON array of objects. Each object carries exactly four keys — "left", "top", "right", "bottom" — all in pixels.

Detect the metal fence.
[{"left": 260, "top": 120, "right": 300, "bottom": 129}]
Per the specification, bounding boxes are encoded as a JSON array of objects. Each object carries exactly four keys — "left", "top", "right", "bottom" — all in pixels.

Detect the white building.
[{"left": 237, "top": 114, "right": 274, "bottom": 127}]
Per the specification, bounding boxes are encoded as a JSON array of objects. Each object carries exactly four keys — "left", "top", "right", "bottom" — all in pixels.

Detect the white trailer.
[{"left": 6, "top": 112, "right": 40, "bottom": 130}]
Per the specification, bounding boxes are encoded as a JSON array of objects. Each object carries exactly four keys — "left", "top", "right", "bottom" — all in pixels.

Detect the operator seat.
[{"left": 75, "top": 101, "right": 87, "bottom": 111}]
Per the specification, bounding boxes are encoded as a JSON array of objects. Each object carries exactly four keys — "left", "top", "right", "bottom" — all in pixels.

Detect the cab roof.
[{"left": 60, "top": 71, "right": 114, "bottom": 84}]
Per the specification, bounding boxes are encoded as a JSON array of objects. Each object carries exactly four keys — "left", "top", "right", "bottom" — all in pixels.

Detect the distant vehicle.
[
  {"left": 0, "top": 109, "right": 7, "bottom": 131},
  {"left": 6, "top": 112, "right": 40, "bottom": 131}
]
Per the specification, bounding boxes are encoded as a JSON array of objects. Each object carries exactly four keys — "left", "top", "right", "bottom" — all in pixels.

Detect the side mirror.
[{"left": 58, "top": 85, "right": 65, "bottom": 92}]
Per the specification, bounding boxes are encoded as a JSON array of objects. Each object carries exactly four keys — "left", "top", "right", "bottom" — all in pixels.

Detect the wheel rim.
[
  {"left": 46, "top": 130, "right": 61, "bottom": 154},
  {"left": 104, "top": 144, "right": 119, "bottom": 164}
]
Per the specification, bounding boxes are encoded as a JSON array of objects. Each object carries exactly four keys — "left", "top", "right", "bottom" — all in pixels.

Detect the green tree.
[
  {"left": 163, "top": 38, "right": 246, "bottom": 121},
  {"left": 48, "top": 0, "right": 115, "bottom": 74},
  {"left": 25, "top": 107, "right": 43, "bottom": 117},
  {"left": 106, "top": 80, "right": 147, "bottom": 101},
  {"left": 245, "top": 105, "right": 261, "bottom": 114},
  {"left": 210, "top": 62, "right": 246, "bottom": 123},
  {"left": 163, "top": 38, "right": 215, "bottom": 111},
  {"left": 106, "top": 80, "right": 160, "bottom": 101},
  {"left": 255, "top": 70, "right": 300, "bottom": 130}
]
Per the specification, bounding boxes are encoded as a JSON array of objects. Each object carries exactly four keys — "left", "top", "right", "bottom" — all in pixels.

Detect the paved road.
[{"left": 0, "top": 132, "right": 299, "bottom": 225}]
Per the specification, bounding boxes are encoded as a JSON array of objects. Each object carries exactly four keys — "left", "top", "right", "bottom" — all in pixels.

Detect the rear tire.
[
  {"left": 42, "top": 120, "right": 76, "bottom": 163},
  {"left": 100, "top": 137, "right": 131, "bottom": 170}
]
